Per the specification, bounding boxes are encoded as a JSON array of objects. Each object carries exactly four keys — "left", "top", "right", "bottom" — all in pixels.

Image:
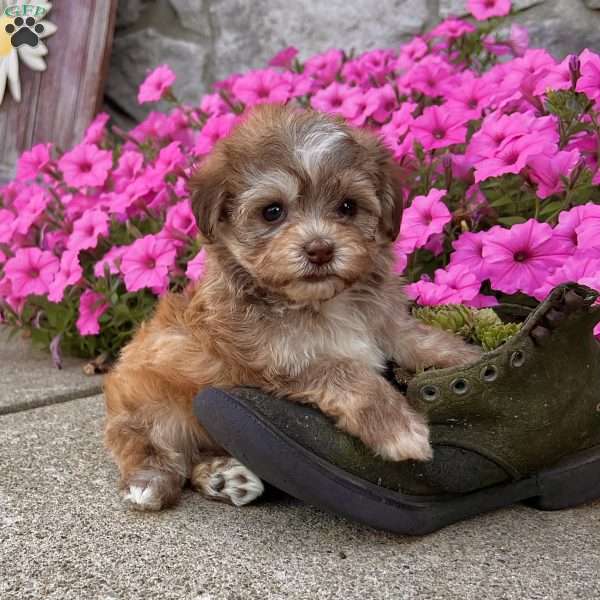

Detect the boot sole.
[{"left": 194, "top": 388, "right": 600, "bottom": 535}]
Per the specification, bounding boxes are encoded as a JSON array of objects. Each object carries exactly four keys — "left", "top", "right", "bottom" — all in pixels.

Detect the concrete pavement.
[{"left": 1, "top": 331, "right": 599, "bottom": 599}]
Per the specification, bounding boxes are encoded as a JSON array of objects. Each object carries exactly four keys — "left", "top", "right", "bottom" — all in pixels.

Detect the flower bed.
[{"left": 1, "top": 0, "right": 600, "bottom": 366}]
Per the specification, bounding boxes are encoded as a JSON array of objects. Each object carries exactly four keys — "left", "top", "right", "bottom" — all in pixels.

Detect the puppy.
[{"left": 104, "top": 104, "right": 480, "bottom": 511}]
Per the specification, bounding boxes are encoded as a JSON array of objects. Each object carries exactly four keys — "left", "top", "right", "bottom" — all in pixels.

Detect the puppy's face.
[{"left": 190, "top": 105, "right": 403, "bottom": 303}]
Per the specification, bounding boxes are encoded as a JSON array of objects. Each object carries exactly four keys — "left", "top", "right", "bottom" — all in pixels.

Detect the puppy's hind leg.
[{"left": 191, "top": 455, "right": 264, "bottom": 507}]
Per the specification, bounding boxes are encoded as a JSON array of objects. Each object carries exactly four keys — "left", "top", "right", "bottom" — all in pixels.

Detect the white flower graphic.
[{"left": 0, "top": 1, "right": 57, "bottom": 104}]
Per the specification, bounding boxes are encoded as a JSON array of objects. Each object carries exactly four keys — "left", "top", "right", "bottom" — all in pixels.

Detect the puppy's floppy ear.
[
  {"left": 187, "top": 153, "right": 229, "bottom": 243},
  {"left": 378, "top": 158, "right": 405, "bottom": 242},
  {"left": 351, "top": 128, "right": 404, "bottom": 242}
]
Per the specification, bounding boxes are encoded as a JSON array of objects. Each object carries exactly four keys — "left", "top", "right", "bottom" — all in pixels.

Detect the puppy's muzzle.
[{"left": 304, "top": 238, "right": 335, "bottom": 266}]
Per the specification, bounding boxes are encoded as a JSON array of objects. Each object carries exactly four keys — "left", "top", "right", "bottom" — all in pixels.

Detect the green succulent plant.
[{"left": 412, "top": 304, "right": 521, "bottom": 351}]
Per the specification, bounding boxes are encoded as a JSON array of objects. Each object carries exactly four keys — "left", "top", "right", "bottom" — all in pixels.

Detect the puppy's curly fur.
[{"left": 104, "top": 105, "right": 480, "bottom": 511}]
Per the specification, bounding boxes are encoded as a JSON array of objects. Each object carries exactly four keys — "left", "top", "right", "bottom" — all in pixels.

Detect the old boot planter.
[{"left": 194, "top": 284, "right": 600, "bottom": 535}]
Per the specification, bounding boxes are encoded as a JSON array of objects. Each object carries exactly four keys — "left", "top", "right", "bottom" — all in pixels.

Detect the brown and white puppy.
[{"left": 104, "top": 104, "right": 480, "bottom": 511}]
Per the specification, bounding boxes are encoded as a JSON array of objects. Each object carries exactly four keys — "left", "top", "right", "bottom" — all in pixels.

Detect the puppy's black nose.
[{"left": 304, "top": 239, "right": 334, "bottom": 265}]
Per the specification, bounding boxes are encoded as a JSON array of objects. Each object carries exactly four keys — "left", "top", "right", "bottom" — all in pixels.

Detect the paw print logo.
[{"left": 5, "top": 16, "right": 44, "bottom": 48}]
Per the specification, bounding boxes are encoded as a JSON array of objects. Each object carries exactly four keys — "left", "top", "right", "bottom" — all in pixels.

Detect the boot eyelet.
[
  {"left": 420, "top": 385, "right": 440, "bottom": 402},
  {"left": 510, "top": 350, "right": 525, "bottom": 368},
  {"left": 451, "top": 378, "right": 469, "bottom": 395},
  {"left": 481, "top": 365, "right": 498, "bottom": 382}
]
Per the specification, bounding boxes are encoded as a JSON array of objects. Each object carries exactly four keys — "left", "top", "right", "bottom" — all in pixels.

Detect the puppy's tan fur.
[{"left": 104, "top": 105, "right": 480, "bottom": 511}]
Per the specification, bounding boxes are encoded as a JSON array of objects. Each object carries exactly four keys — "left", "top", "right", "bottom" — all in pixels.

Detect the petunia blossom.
[
  {"left": 138, "top": 65, "right": 176, "bottom": 104},
  {"left": 48, "top": 251, "right": 83, "bottom": 303},
  {"left": 397, "top": 189, "right": 451, "bottom": 253},
  {"left": 58, "top": 144, "right": 113, "bottom": 188},
  {"left": 468, "top": 0, "right": 512, "bottom": 21},
  {"left": 76, "top": 289, "right": 109, "bottom": 336},
  {"left": 4, "top": 248, "right": 59, "bottom": 298},
  {"left": 411, "top": 106, "right": 468, "bottom": 151},
  {"left": 186, "top": 248, "right": 208, "bottom": 282},
  {"left": 120, "top": 235, "right": 177, "bottom": 294},
  {"left": 16, "top": 143, "right": 52, "bottom": 180},
  {"left": 67, "top": 209, "right": 110, "bottom": 253},
  {"left": 482, "top": 219, "right": 571, "bottom": 296}
]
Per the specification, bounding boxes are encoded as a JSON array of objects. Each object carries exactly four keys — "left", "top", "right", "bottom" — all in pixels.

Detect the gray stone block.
[
  {"left": 0, "top": 328, "right": 102, "bottom": 415},
  {"left": 209, "top": 0, "right": 429, "bottom": 82},
  {"left": 116, "top": 0, "right": 145, "bottom": 28},
  {"left": 1, "top": 395, "right": 600, "bottom": 599},
  {"left": 518, "top": 0, "right": 600, "bottom": 57},
  {"left": 170, "top": 0, "right": 212, "bottom": 36},
  {"left": 584, "top": 0, "right": 600, "bottom": 9}
]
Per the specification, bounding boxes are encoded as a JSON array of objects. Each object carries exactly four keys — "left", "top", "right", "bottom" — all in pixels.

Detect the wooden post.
[{"left": 0, "top": 1, "right": 117, "bottom": 183}]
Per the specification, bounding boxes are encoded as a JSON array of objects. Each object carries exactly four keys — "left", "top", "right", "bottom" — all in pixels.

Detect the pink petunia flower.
[
  {"left": 48, "top": 250, "right": 83, "bottom": 303},
  {"left": 93, "top": 247, "right": 126, "bottom": 278},
  {"left": 4, "top": 248, "right": 59, "bottom": 298},
  {"left": 76, "top": 289, "right": 109, "bottom": 336},
  {"left": 474, "top": 134, "right": 556, "bottom": 183},
  {"left": 405, "top": 279, "right": 455, "bottom": 306},
  {"left": 365, "top": 84, "right": 398, "bottom": 124},
  {"left": 554, "top": 204, "right": 600, "bottom": 253},
  {"left": 533, "top": 251, "right": 600, "bottom": 301},
  {"left": 83, "top": 113, "right": 110, "bottom": 145},
  {"left": 433, "top": 264, "right": 481, "bottom": 303},
  {"left": 120, "top": 235, "right": 177, "bottom": 294},
  {"left": 112, "top": 151, "right": 144, "bottom": 192},
  {"left": 482, "top": 219, "right": 571, "bottom": 296},
  {"left": 340, "top": 91, "right": 378, "bottom": 127},
  {"left": 186, "top": 248, "right": 207, "bottom": 282},
  {"left": 67, "top": 209, "right": 109, "bottom": 253},
  {"left": 397, "top": 189, "right": 451, "bottom": 253},
  {"left": 304, "top": 49, "right": 343, "bottom": 85},
  {"left": 401, "top": 55, "right": 455, "bottom": 97},
  {"left": 268, "top": 46, "right": 299, "bottom": 69},
  {"left": 16, "top": 143, "right": 52, "bottom": 180},
  {"left": 449, "top": 229, "right": 497, "bottom": 279},
  {"left": 138, "top": 65, "right": 176, "bottom": 104},
  {"left": 468, "top": 0, "right": 511, "bottom": 21},
  {"left": 575, "top": 205, "right": 600, "bottom": 251},
  {"left": 528, "top": 149, "right": 581, "bottom": 198},
  {"left": 58, "top": 144, "right": 113, "bottom": 188},
  {"left": 193, "top": 113, "right": 240, "bottom": 156},
  {"left": 232, "top": 69, "right": 291, "bottom": 106},
  {"left": 311, "top": 82, "right": 358, "bottom": 116},
  {"left": 431, "top": 18, "right": 475, "bottom": 40},
  {"left": 411, "top": 105, "right": 468, "bottom": 151},
  {"left": 576, "top": 49, "right": 600, "bottom": 104},
  {"left": 443, "top": 72, "right": 496, "bottom": 118},
  {"left": 533, "top": 55, "right": 573, "bottom": 96},
  {"left": 396, "top": 37, "right": 429, "bottom": 72},
  {"left": 162, "top": 200, "right": 199, "bottom": 244},
  {"left": 379, "top": 102, "right": 417, "bottom": 160}
]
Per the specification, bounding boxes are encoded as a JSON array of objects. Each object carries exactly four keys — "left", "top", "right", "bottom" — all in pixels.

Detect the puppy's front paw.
[
  {"left": 374, "top": 415, "right": 433, "bottom": 462},
  {"left": 435, "top": 343, "right": 483, "bottom": 369},
  {"left": 121, "top": 470, "right": 181, "bottom": 511},
  {"left": 123, "top": 482, "right": 163, "bottom": 511},
  {"left": 192, "top": 458, "right": 264, "bottom": 507}
]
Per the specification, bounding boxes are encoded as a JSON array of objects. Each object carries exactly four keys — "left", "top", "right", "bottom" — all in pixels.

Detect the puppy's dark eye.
[
  {"left": 262, "top": 202, "right": 285, "bottom": 223},
  {"left": 338, "top": 198, "right": 357, "bottom": 218}
]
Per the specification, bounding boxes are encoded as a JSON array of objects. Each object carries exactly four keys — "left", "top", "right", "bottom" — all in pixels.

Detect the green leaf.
[{"left": 497, "top": 215, "right": 526, "bottom": 226}]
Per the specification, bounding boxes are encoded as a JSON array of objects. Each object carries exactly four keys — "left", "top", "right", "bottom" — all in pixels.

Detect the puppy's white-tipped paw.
[
  {"left": 194, "top": 459, "right": 264, "bottom": 507},
  {"left": 122, "top": 483, "right": 163, "bottom": 511},
  {"left": 375, "top": 421, "right": 433, "bottom": 462}
]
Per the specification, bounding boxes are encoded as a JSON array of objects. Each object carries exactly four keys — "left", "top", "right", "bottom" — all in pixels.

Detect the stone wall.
[{"left": 105, "top": 0, "right": 600, "bottom": 127}]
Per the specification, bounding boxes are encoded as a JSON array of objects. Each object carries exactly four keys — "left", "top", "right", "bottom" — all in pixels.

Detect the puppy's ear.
[
  {"left": 351, "top": 129, "right": 404, "bottom": 242},
  {"left": 378, "top": 159, "right": 405, "bottom": 242},
  {"left": 187, "top": 153, "right": 229, "bottom": 243}
]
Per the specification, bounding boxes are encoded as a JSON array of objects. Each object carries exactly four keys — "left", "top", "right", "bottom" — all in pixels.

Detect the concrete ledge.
[
  {"left": 0, "top": 327, "right": 102, "bottom": 415},
  {"left": 1, "top": 396, "right": 599, "bottom": 599}
]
